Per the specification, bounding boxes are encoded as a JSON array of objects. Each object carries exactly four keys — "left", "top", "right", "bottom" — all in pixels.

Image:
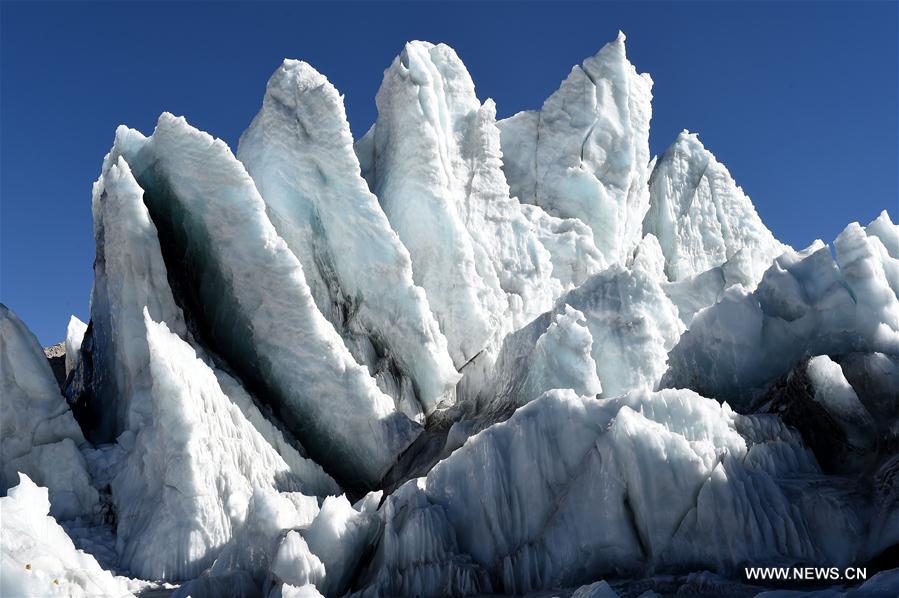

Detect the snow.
[
  {"left": 64, "top": 315, "right": 87, "bottom": 376},
  {"left": 0, "top": 305, "right": 96, "bottom": 521},
  {"left": 499, "top": 32, "right": 653, "bottom": 266},
  {"left": 643, "top": 131, "right": 788, "bottom": 285},
  {"left": 114, "top": 113, "right": 421, "bottom": 487},
  {"left": 237, "top": 59, "right": 459, "bottom": 417},
  {"left": 663, "top": 214, "right": 899, "bottom": 409},
  {"left": 0, "top": 474, "right": 132, "bottom": 597}
]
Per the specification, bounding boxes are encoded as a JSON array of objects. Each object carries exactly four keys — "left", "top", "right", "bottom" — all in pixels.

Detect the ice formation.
[
  {"left": 0, "top": 305, "right": 96, "bottom": 521},
  {"left": 353, "top": 389, "right": 874, "bottom": 594},
  {"left": 107, "top": 113, "right": 421, "bottom": 487},
  {"left": 237, "top": 59, "right": 459, "bottom": 418},
  {"left": 663, "top": 213, "right": 899, "bottom": 410},
  {"left": 2, "top": 32, "right": 896, "bottom": 598},
  {"left": 112, "top": 313, "right": 336, "bottom": 580},
  {"left": 643, "top": 131, "right": 788, "bottom": 285},
  {"left": 0, "top": 474, "right": 131, "bottom": 598},
  {"left": 499, "top": 32, "right": 653, "bottom": 266},
  {"left": 476, "top": 240, "right": 682, "bottom": 410},
  {"left": 359, "top": 41, "right": 604, "bottom": 368},
  {"left": 64, "top": 315, "right": 87, "bottom": 376}
]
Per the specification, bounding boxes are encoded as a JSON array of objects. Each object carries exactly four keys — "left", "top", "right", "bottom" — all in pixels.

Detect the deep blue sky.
[{"left": 2, "top": 1, "right": 897, "bottom": 345}]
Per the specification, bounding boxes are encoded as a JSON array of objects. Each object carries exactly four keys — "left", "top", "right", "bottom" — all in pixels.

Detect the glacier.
[
  {"left": 101, "top": 113, "right": 422, "bottom": 489},
  {"left": 1, "top": 32, "right": 896, "bottom": 598},
  {"left": 1, "top": 305, "right": 96, "bottom": 521},
  {"left": 498, "top": 32, "right": 652, "bottom": 266},
  {"left": 643, "top": 131, "right": 789, "bottom": 286},
  {"left": 237, "top": 59, "right": 459, "bottom": 419}
]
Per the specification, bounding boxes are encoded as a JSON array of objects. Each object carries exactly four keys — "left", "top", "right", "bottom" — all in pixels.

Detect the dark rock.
[{"left": 43, "top": 341, "right": 66, "bottom": 390}]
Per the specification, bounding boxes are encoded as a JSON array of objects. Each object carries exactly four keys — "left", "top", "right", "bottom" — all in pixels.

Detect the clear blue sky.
[{"left": 2, "top": 1, "right": 897, "bottom": 345}]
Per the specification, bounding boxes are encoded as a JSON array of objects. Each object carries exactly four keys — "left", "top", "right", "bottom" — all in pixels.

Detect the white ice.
[
  {"left": 806, "top": 355, "right": 875, "bottom": 450},
  {"left": 359, "top": 41, "right": 604, "bottom": 368},
  {"left": 237, "top": 59, "right": 459, "bottom": 417},
  {"left": 111, "top": 313, "right": 336, "bottom": 581},
  {"left": 663, "top": 213, "right": 899, "bottom": 409},
  {"left": 0, "top": 305, "right": 96, "bottom": 521},
  {"left": 64, "top": 315, "right": 87, "bottom": 377},
  {"left": 113, "top": 113, "right": 421, "bottom": 486},
  {"left": 643, "top": 131, "right": 788, "bottom": 285},
  {"left": 499, "top": 32, "right": 653, "bottom": 266},
  {"left": 0, "top": 474, "right": 132, "bottom": 597},
  {"left": 357, "top": 389, "right": 851, "bottom": 594}
]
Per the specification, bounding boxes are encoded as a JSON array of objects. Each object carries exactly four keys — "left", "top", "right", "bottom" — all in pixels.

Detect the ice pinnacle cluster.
[{"left": 1, "top": 33, "right": 897, "bottom": 598}]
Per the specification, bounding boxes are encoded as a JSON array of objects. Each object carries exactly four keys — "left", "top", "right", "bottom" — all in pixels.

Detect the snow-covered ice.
[{"left": 663, "top": 213, "right": 899, "bottom": 409}]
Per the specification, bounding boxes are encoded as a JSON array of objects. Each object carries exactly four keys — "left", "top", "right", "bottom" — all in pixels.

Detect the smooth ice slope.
[
  {"left": 237, "top": 59, "right": 459, "bottom": 416},
  {"left": 114, "top": 113, "right": 421, "bottom": 486},
  {"left": 0, "top": 305, "right": 96, "bottom": 520},
  {"left": 0, "top": 474, "right": 132, "bottom": 598},
  {"left": 643, "top": 131, "right": 787, "bottom": 284},
  {"left": 499, "top": 32, "right": 653, "bottom": 265},
  {"left": 663, "top": 213, "right": 899, "bottom": 409},
  {"left": 360, "top": 41, "right": 604, "bottom": 365}
]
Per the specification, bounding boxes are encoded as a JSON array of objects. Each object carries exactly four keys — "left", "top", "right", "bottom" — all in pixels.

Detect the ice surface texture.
[
  {"left": 499, "top": 32, "right": 652, "bottom": 266},
  {"left": 0, "top": 474, "right": 132, "bottom": 597},
  {"left": 663, "top": 213, "right": 899, "bottom": 409},
  {"left": 110, "top": 114, "right": 421, "bottom": 489},
  {"left": 1, "top": 31, "right": 896, "bottom": 597},
  {"left": 238, "top": 59, "right": 459, "bottom": 419},
  {"left": 644, "top": 131, "right": 788, "bottom": 285},
  {"left": 0, "top": 306, "right": 96, "bottom": 521}
]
